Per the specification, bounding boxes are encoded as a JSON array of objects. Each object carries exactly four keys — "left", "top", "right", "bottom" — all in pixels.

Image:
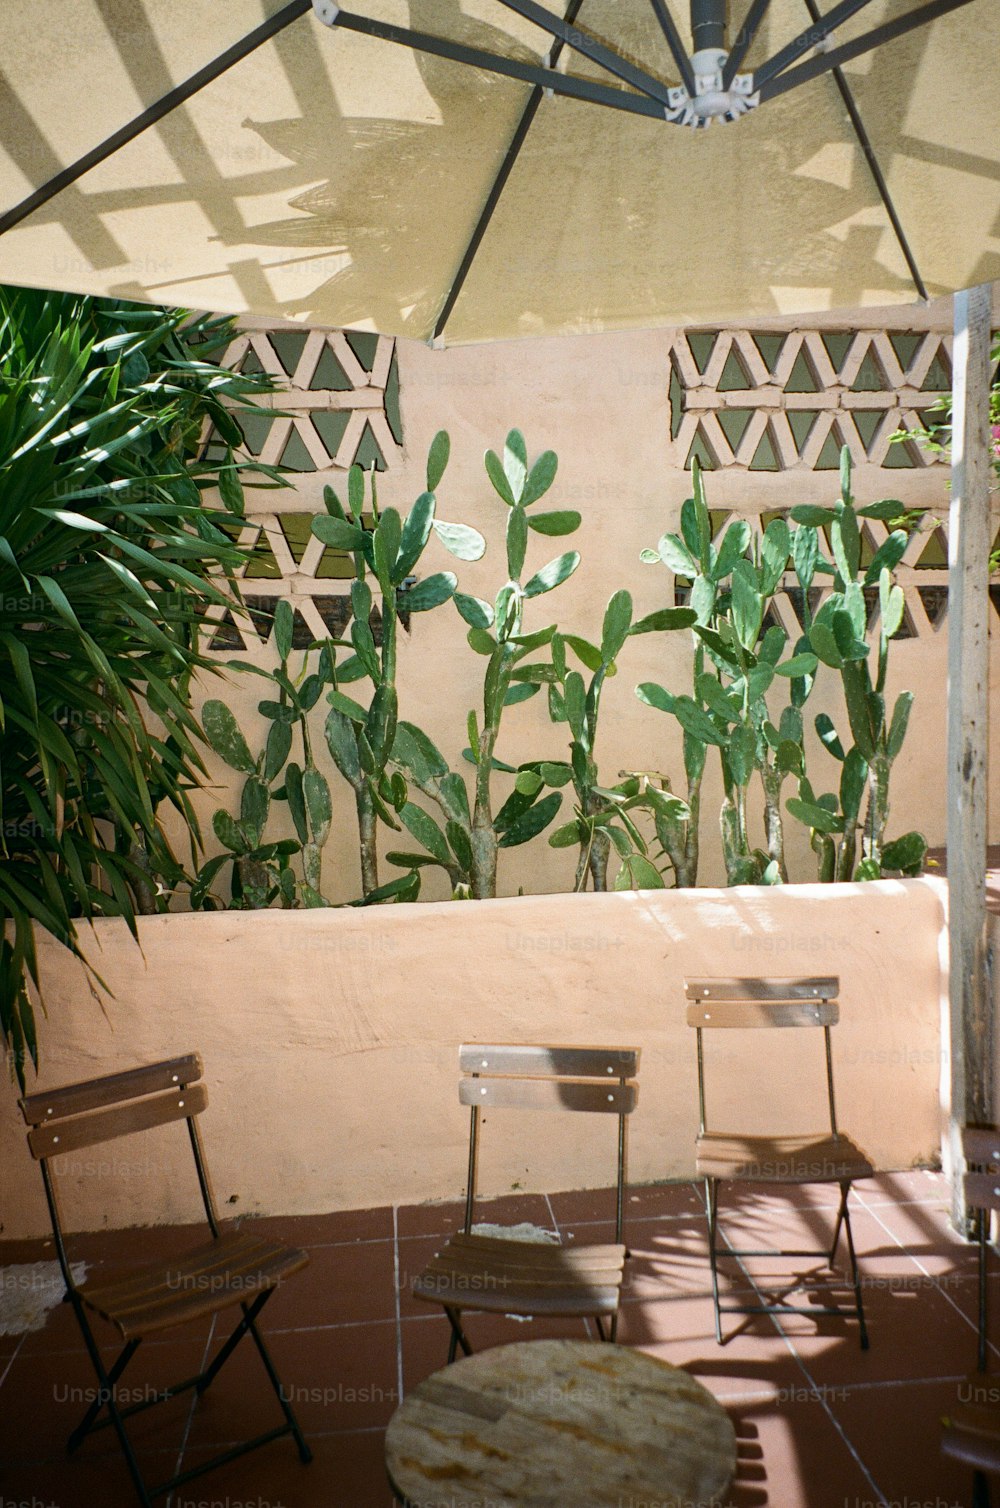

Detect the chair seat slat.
[
  {"left": 80, "top": 1232, "right": 309, "bottom": 1339},
  {"left": 27, "top": 1083, "right": 208, "bottom": 1159},
  {"left": 413, "top": 1232, "right": 626, "bottom": 1316},
  {"left": 20, "top": 1054, "right": 203, "bottom": 1126},
  {"left": 695, "top": 1132, "right": 873, "bottom": 1184},
  {"left": 458, "top": 1045, "right": 639, "bottom": 1079}
]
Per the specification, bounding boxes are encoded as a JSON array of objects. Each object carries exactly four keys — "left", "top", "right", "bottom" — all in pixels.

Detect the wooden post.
[{"left": 947, "top": 283, "right": 994, "bottom": 1229}]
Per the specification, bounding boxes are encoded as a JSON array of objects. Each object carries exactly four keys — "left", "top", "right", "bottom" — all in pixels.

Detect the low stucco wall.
[{"left": 1, "top": 880, "right": 948, "bottom": 1239}]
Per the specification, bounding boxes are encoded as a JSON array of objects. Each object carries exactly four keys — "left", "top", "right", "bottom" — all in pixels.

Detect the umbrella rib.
[
  {"left": 755, "top": 0, "right": 976, "bottom": 101},
  {"left": 721, "top": 0, "right": 773, "bottom": 88},
  {"left": 0, "top": 0, "right": 312, "bottom": 238},
  {"left": 753, "top": 0, "right": 878, "bottom": 92},
  {"left": 331, "top": 10, "right": 665, "bottom": 120},
  {"left": 496, "top": 0, "right": 673, "bottom": 104},
  {"left": 649, "top": 0, "right": 696, "bottom": 98},
  {"left": 433, "top": 0, "right": 587, "bottom": 343},
  {"left": 796, "top": 0, "right": 929, "bottom": 301}
]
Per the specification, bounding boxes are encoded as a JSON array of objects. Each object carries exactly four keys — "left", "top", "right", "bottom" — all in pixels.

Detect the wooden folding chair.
[
  {"left": 686, "top": 976, "right": 873, "bottom": 1349},
  {"left": 19, "top": 1053, "right": 312, "bottom": 1507},
  {"left": 941, "top": 1127, "right": 1000, "bottom": 1508},
  {"left": 412, "top": 1043, "right": 639, "bottom": 1362}
]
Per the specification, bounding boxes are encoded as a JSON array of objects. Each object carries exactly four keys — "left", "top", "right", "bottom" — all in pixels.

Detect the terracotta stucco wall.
[{"left": 2, "top": 881, "right": 946, "bottom": 1240}]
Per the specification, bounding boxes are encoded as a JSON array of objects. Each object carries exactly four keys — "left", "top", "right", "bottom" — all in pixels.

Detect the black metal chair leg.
[
  {"left": 828, "top": 1181, "right": 850, "bottom": 1264},
  {"left": 444, "top": 1306, "right": 471, "bottom": 1363},
  {"left": 840, "top": 1197, "right": 869, "bottom": 1350},
  {"left": 242, "top": 1305, "right": 313, "bottom": 1464},
  {"left": 973, "top": 1468, "right": 991, "bottom": 1508},
  {"left": 196, "top": 1289, "right": 270, "bottom": 1393},
  {"left": 68, "top": 1333, "right": 141, "bottom": 1452},
  {"left": 706, "top": 1177, "right": 724, "bottom": 1345},
  {"left": 68, "top": 1311, "right": 153, "bottom": 1508}
]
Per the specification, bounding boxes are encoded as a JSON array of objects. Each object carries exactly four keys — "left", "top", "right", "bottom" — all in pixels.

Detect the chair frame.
[
  {"left": 941, "top": 1126, "right": 1000, "bottom": 1508},
  {"left": 432, "top": 1043, "right": 639, "bottom": 1362},
  {"left": 19, "top": 1053, "right": 312, "bottom": 1507},
  {"left": 687, "top": 976, "right": 870, "bottom": 1349}
]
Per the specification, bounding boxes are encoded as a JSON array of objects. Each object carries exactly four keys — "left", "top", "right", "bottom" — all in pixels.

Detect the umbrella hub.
[{"left": 666, "top": 49, "right": 759, "bottom": 127}]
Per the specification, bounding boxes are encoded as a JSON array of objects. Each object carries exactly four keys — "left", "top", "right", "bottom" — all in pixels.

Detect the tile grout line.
[
  {"left": 167, "top": 1312, "right": 218, "bottom": 1508},
  {"left": 858, "top": 1196, "right": 986, "bottom": 1347},
  {"left": 0, "top": 1334, "right": 25, "bottom": 1390},
  {"left": 714, "top": 1217, "right": 887, "bottom": 1505},
  {"left": 392, "top": 1205, "right": 404, "bottom": 1406}
]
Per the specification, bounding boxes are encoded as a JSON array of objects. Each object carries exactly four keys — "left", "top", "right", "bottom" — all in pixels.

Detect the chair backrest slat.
[
  {"left": 27, "top": 1082, "right": 208, "bottom": 1160},
  {"left": 963, "top": 1127, "right": 1000, "bottom": 1166},
  {"left": 458, "top": 1044, "right": 639, "bottom": 1080},
  {"left": 20, "top": 1053, "right": 203, "bottom": 1126},
  {"left": 686, "top": 1000, "right": 839, "bottom": 1030},
  {"left": 685, "top": 977, "right": 838, "bottom": 1004},
  {"left": 964, "top": 1171, "right": 1000, "bottom": 1214},
  {"left": 458, "top": 1078, "right": 638, "bottom": 1115}
]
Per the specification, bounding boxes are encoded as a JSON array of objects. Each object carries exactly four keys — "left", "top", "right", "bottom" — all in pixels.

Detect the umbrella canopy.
[{"left": 0, "top": 0, "right": 996, "bottom": 343}]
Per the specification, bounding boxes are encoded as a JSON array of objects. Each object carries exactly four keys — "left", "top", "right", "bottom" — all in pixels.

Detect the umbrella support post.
[{"left": 946, "top": 281, "right": 995, "bottom": 1233}]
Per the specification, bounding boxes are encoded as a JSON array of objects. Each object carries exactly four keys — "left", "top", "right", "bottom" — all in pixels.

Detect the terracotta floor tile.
[
  {"left": 63, "top": 1221, "right": 209, "bottom": 1266},
  {"left": 183, "top": 1317, "right": 399, "bottom": 1448},
  {"left": 0, "top": 1235, "right": 57, "bottom": 1262},
  {"left": 829, "top": 1377, "right": 979, "bottom": 1505},
  {"left": 720, "top": 1395, "right": 882, "bottom": 1508},
  {"left": 857, "top": 1167, "right": 950, "bottom": 1205},
  {"left": 0, "top": 1333, "right": 207, "bottom": 1462},
  {"left": 548, "top": 1179, "right": 704, "bottom": 1225},
  {"left": 856, "top": 1192, "right": 976, "bottom": 1273},
  {"left": 4, "top": 1179, "right": 990, "bottom": 1507},
  {"left": 0, "top": 1442, "right": 184, "bottom": 1508},
  {"left": 399, "top": 1310, "right": 592, "bottom": 1396},
  {"left": 240, "top": 1204, "right": 394, "bottom": 1245},
  {"left": 713, "top": 1179, "right": 851, "bottom": 1211},
  {"left": 261, "top": 1236, "right": 397, "bottom": 1330},
  {"left": 178, "top": 1426, "right": 396, "bottom": 1508},
  {"left": 619, "top": 1291, "right": 807, "bottom": 1399},
  {"left": 395, "top": 1192, "right": 553, "bottom": 1239},
  {"left": 781, "top": 1267, "right": 977, "bottom": 1386}
]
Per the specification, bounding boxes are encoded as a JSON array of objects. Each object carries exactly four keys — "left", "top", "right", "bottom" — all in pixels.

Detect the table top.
[{"left": 385, "top": 1338, "right": 737, "bottom": 1508}]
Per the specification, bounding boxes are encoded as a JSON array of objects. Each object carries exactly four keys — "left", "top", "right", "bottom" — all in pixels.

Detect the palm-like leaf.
[{"left": 0, "top": 289, "right": 281, "bottom": 1084}]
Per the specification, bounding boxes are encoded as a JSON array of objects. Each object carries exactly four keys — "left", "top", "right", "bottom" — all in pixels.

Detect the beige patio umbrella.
[
  {"left": 0, "top": 0, "right": 995, "bottom": 1204},
  {"left": 0, "top": 0, "right": 996, "bottom": 344}
]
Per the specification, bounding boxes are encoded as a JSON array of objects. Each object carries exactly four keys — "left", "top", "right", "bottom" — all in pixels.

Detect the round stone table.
[{"left": 385, "top": 1338, "right": 737, "bottom": 1507}]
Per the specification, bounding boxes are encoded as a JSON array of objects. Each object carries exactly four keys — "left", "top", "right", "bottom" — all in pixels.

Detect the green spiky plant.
[
  {"left": 193, "top": 600, "right": 333, "bottom": 908},
  {"left": 637, "top": 459, "right": 818, "bottom": 884},
  {"left": 387, "top": 430, "right": 579, "bottom": 899},
  {"left": 789, "top": 448, "right": 927, "bottom": 878},
  {"left": 317, "top": 434, "right": 485, "bottom": 899},
  {"left": 0, "top": 288, "right": 280, "bottom": 1084},
  {"left": 635, "top": 451, "right": 923, "bottom": 884},
  {"left": 510, "top": 589, "right": 694, "bottom": 891}
]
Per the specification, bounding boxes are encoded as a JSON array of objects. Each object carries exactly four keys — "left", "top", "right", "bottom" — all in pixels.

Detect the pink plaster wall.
[{"left": 1, "top": 880, "right": 947, "bottom": 1240}]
